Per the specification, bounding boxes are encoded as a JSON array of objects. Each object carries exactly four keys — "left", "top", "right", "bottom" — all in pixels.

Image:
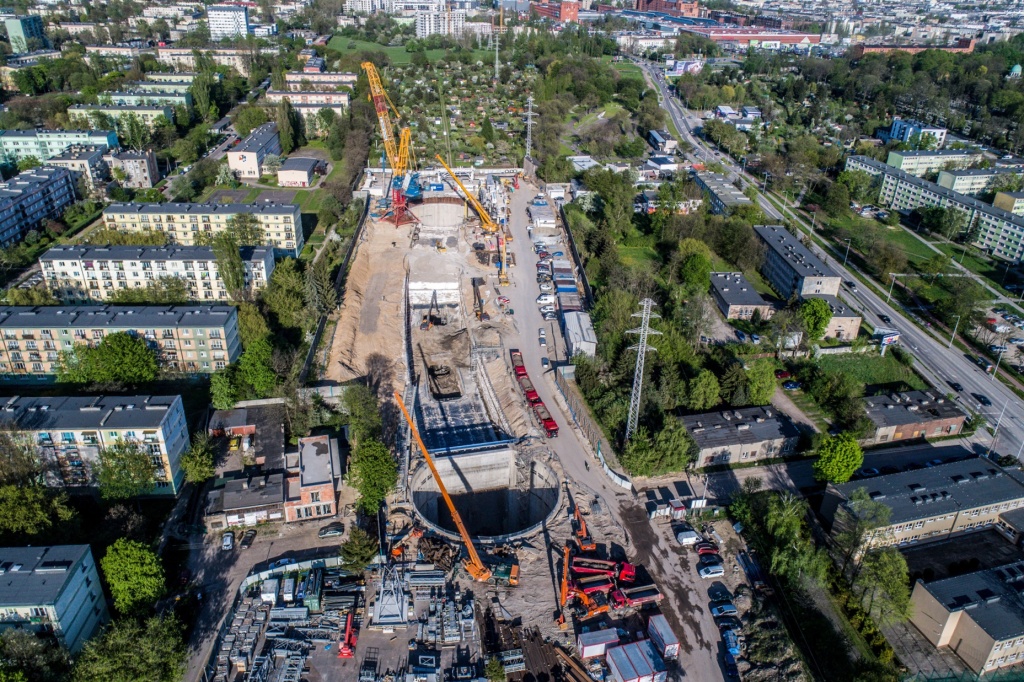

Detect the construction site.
[{"left": 212, "top": 62, "right": 690, "bottom": 682}]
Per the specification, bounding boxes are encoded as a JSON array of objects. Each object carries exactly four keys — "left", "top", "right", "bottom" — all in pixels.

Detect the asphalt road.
[{"left": 639, "top": 59, "right": 1024, "bottom": 459}]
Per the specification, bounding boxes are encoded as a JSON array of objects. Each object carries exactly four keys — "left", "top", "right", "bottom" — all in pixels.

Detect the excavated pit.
[{"left": 410, "top": 448, "right": 561, "bottom": 542}]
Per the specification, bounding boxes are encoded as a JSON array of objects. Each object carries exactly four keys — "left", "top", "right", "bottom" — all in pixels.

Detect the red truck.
[
  {"left": 510, "top": 349, "right": 527, "bottom": 378},
  {"left": 571, "top": 557, "right": 636, "bottom": 583},
  {"left": 518, "top": 376, "right": 541, "bottom": 404},
  {"left": 533, "top": 402, "right": 558, "bottom": 437},
  {"left": 610, "top": 584, "right": 663, "bottom": 609},
  {"left": 571, "top": 574, "right": 615, "bottom": 595}
]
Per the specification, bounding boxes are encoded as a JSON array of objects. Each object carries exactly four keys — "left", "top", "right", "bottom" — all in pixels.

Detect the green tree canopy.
[
  {"left": 0, "top": 486, "right": 75, "bottom": 541},
  {"left": 686, "top": 370, "right": 721, "bottom": 411},
  {"left": 179, "top": 433, "right": 215, "bottom": 484},
  {"left": 210, "top": 369, "right": 239, "bottom": 410},
  {"left": 237, "top": 337, "right": 277, "bottom": 398},
  {"left": 100, "top": 539, "right": 166, "bottom": 615},
  {"left": 57, "top": 332, "right": 159, "bottom": 386},
  {"left": 95, "top": 439, "right": 156, "bottom": 500},
  {"left": 72, "top": 615, "right": 185, "bottom": 682},
  {"left": 813, "top": 432, "right": 864, "bottom": 483},
  {"left": 800, "top": 298, "right": 833, "bottom": 341},
  {"left": 823, "top": 181, "right": 851, "bottom": 217},
  {"left": 339, "top": 527, "right": 379, "bottom": 573},
  {"left": 745, "top": 359, "right": 777, "bottom": 406},
  {"left": 350, "top": 438, "right": 397, "bottom": 514}
]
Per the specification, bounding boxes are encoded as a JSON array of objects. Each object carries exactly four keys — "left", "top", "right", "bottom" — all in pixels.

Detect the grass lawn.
[
  {"left": 826, "top": 212, "right": 937, "bottom": 266},
  {"left": 933, "top": 241, "right": 1022, "bottom": 293},
  {"left": 327, "top": 35, "right": 490, "bottom": 65},
  {"left": 815, "top": 353, "right": 928, "bottom": 393},
  {"left": 784, "top": 387, "right": 831, "bottom": 431},
  {"left": 619, "top": 246, "right": 661, "bottom": 271}
]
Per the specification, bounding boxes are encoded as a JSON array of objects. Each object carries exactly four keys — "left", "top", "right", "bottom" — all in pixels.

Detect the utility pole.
[
  {"left": 624, "top": 298, "right": 661, "bottom": 443},
  {"left": 524, "top": 95, "right": 536, "bottom": 162}
]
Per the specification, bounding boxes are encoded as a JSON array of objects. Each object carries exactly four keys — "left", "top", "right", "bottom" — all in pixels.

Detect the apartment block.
[
  {"left": 910, "top": 561, "right": 1024, "bottom": 674},
  {"left": 125, "top": 80, "right": 194, "bottom": 94},
  {"left": 415, "top": 9, "right": 465, "bottom": 37},
  {"left": 885, "top": 148, "right": 982, "bottom": 177},
  {"left": 145, "top": 72, "right": 215, "bottom": 84},
  {"left": 207, "top": 4, "right": 250, "bottom": 40},
  {"left": 290, "top": 102, "right": 348, "bottom": 127},
  {"left": 861, "top": 390, "right": 967, "bottom": 445},
  {"left": 103, "top": 149, "right": 160, "bottom": 189},
  {"left": 284, "top": 71, "right": 357, "bottom": 91},
  {"left": 4, "top": 16, "right": 46, "bottom": 52},
  {"left": 0, "top": 167, "right": 76, "bottom": 247},
  {"left": 68, "top": 104, "right": 176, "bottom": 128},
  {"left": 0, "top": 545, "right": 107, "bottom": 653},
  {"left": 264, "top": 90, "right": 350, "bottom": 107},
  {"left": 709, "top": 272, "right": 773, "bottom": 321},
  {"left": 846, "top": 155, "right": 1024, "bottom": 262},
  {"left": 882, "top": 118, "right": 948, "bottom": 148},
  {"left": 101, "top": 202, "right": 303, "bottom": 256},
  {"left": 753, "top": 224, "right": 842, "bottom": 299},
  {"left": 693, "top": 171, "right": 752, "bottom": 214},
  {"left": 0, "top": 304, "right": 240, "bottom": 377},
  {"left": 681, "top": 406, "right": 800, "bottom": 467},
  {"left": 3, "top": 394, "right": 189, "bottom": 494},
  {"left": 284, "top": 435, "right": 341, "bottom": 522},
  {"left": 46, "top": 146, "right": 108, "bottom": 193},
  {"left": 155, "top": 47, "right": 274, "bottom": 77},
  {"left": 227, "top": 123, "right": 281, "bottom": 180},
  {"left": 40, "top": 245, "right": 275, "bottom": 303},
  {"left": 821, "top": 453, "right": 1024, "bottom": 552},
  {"left": 993, "top": 191, "right": 1024, "bottom": 216},
  {"left": 98, "top": 91, "right": 193, "bottom": 108},
  {"left": 937, "top": 168, "right": 1022, "bottom": 196},
  {"left": 0, "top": 130, "right": 118, "bottom": 164}
]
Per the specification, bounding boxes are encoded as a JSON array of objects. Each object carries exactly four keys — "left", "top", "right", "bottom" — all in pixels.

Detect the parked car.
[
  {"left": 697, "top": 545, "right": 720, "bottom": 556},
  {"left": 676, "top": 529, "right": 701, "bottom": 546},
  {"left": 735, "top": 330, "right": 747, "bottom": 343},
  {"left": 539, "top": 283, "right": 552, "bottom": 292},
  {"left": 710, "top": 603, "right": 738, "bottom": 617},
  {"left": 240, "top": 529, "right": 256, "bottom": 550},
  {"left": 543, "top": 312, "right": 557, "bottom": 321},
  {"left": 538, "top": 328, "right": 546, "bottom": 337},
  {"left": 540, "top": 305, "right": 556, "bottom": 314},
  {"left": 552, "top": 251, "right": 564, "bottom": 257},
  {"left": 717, "top": 616, "right": 742, "bottom": 632},
  {"left": 222, "top": 531, "right": 235, "bottom": 551},
  {"left": 775, "top": 370, "right": 791, "bottom": 379},
  {"left": 539, "top": 336, "right": 546, "bottom": 347},
  {"left": 229, "top": 436, "right": 241, "bottom": 451},
  {"left": 541, "top": 357, "right": 550, "bottom": 369},
  {"left": 782, "top": 381, "right": 802, "bottom": 391},
  {"left": 699, "top": 565, "right": 725, "bottom": 579},
  {"left": 318, "top": 522, "right": 344, "bottom": 539},
  {"left": 699, "top": 554, "right": 723, "bottom": 567},
  {"left": 536, "top": 294, "right": 554, "bottom": 305},
  {"left": 750, "top": 334, "right": 761, "bottom": 345}
]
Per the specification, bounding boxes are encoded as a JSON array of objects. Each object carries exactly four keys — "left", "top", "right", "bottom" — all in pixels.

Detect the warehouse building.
[{"left": 709, "top": 272, "right": 773, "bottom": 321}]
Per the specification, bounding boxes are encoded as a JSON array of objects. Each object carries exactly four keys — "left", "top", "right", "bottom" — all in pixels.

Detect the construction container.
[
  {"left": 647, "top": 614, "right": 680, "bottom": 660},
  {"left": 282, "top": 577, "right": 295, "bottom": 603},
  {"left": 578, "top": 628, "right": 620, "bottom": 659},
  {"left": 669, "top": 499, "right": 686, "bottom": 520},
  {"left": 260, "top": 579, "right": 279, "bottom": 605}
]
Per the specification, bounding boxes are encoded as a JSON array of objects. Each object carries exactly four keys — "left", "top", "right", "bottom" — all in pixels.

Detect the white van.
[
  {"left": 676, "top": 530, "right": 701, "bottom": 546},
  {"left": 536, "top": 294, "right": 555, "bottom": 305}
]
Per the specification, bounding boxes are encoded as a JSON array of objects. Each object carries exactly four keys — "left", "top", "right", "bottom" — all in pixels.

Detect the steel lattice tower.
[
  {"left": 525, "top": 96, "right": 536, "bottom": 161},
  {"left": 625, "top": 298, "right": 661, "bottom": 443}
]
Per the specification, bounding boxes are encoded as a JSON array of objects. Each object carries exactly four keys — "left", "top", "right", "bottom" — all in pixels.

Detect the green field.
[
  {"left": 619, "top": 246, "right": 660, "bottom": 270},
  {"left": 327, "top": 35, "right": 491, "bottom": 65},
  {"left": 826, "top": 212, "right": 937, "bottom": 265},
  {"left": 815, "top": 353, "right": 928, "bottom": 393}
]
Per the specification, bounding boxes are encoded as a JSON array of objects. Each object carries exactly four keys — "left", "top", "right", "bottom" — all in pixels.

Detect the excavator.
[
  {"left": 435, "top": 154, "right": 510, "bottom": 287},
  {"left": 556, "top": 543, "right": 609, "bottom": 629},
  {"left": 362, "top": 62, "right": 420, "bottom": 225},
  {"left": 394, "top": 392, "right": 519, "bottom": 586},
  {"left": 567, "top": 485, "right": 596, "bottom": 553},
  {"left": 420, "top": 290, "right": 445, "bottom": 330}
]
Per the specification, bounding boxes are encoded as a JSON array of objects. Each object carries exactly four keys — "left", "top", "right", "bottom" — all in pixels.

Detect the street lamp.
[
  {"left": 948, "top": 315, "right": 961, "bottom": 349},
  {"left": 843, "top": 238, "right": 852, "bottom": 266},
  {"left": 993, "top": 347, "right": 1006, "bottom": 381},
  {"left": 762, "top": 172, "right": 770, "bottom": 193},
  {"left": 886, "top": 273, "right": 898, "bottom": 303},
  {"left": 988, "top": 399, "right": 1010, "bottom": 458}
]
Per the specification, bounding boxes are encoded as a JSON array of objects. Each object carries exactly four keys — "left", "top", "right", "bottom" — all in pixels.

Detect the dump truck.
[
  {"left": 571, "top": 556, "right": 636, "bottom": 583},
  {"left": 610, "top": 584, "right": 663, "bottom": 609},
  {"left": 518, "top": 375, "right": 541, "bottom": 404},
  {"left": 572, "top": 574, "right": 615, "bottom": 595},
  {"left": 533, "top": 402, "right": 559, "bottom": 437},
  {"left": 509, "top": 349, "right": 528, "bottom": 378}
]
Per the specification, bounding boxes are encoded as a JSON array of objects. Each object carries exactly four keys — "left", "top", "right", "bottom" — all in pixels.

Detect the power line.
[{"left": 625, "top": 298, "right": 661, "bottom": 443}]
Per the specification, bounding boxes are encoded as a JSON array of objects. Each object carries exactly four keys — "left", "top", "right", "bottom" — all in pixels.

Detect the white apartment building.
[
  {"left": 284, "top": 71, "right": 357, "bottom": 91},
  {"left": 227, "top": 122, "right": 281, "bottom": 180},
  {"left": 102, "top": 202, "right": 304, "bottom": 256},
  {"left": 40, "top": 245, "right": 276, "bottom": 303},
  {"left": 415, "top": 8, "right": 465, "bottom": 37},
  {"left": 208, "top": 4, "right": 250, "bottom": 40},
  {"left": 0, "top": 394, "right": 191, "bottom": 495}
]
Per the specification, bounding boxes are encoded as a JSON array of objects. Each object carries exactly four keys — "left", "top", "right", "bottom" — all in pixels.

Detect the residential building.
[
  {"left": 937, "top": 168, "right": 1021, "bottom": 196},
  {"left": 68, "top": 104, "right": 176, "bottom": 128},
  {"left": 204, "top": 473, "right": 285, "bottom": 530},
  {"left": 681, "top": 406, "right": 800, "bottom": 467},
  {"left": 277, "top": 157, "right": 318, "bottom": 187},
  {"left": 694, "top": 171, "right": 752, "bottom": 214},
  {"left": 851, "top": 38, "right": 976, "bottom": 59},
  {"left": 284, "top": 71, "right": 357, "bottom": 91},
  {"left": 40, "top": 245, "right": 276, "bottom": 303},
  {"left": 284, "top": 435, "right": 340, "bottom": 522},
  {"left": 805, "top": 294, "right": 861, "bottom": 340},
  {"left": 881, "top": 119, "right": 949, "bottom": 149},
  {"left": 910, "top": 561, "right": 1024, "bottom": 675},
  {"left": 142, "top": 5, "right": 202, "bottom": 20},
  {"left": 0, "top": 545, "right": 107, "bottom": 653},
  {"left": 709, "top": 272, "right": 773, "bottom": 321},
  {"left": 0, "top": 167, "right": 76, "bottom": 247},
  {"left": 885, "top": 149, "right": 982, "bottom": 177},
  {"left": 993, "top": 191, "right": 1024, "bottom": 216},
  {"left": 145, "top": 72, "right": 212, "bottom": 84},
  {"left": 97, "top": 91, "right": 193, "bottom": 108},
  {"left": 303, "top": 56, "right": 326, "bottom": 73},
  {"left": 647, "top": 129, "right": 677, "bottom": 154},
  {"left": 645, "top": 155, "right": 678, "bottom": 175},
  {"left": 156, "top": 47, "right": 274, "bottom": 77},
  {"left": 0, "top": 304, "right": 241, "bottom": 377},
  {"left": 0, "top": 394, "right": 191, "bottom": 494},
  {"left": 846, "top": 155, "right": 1024, "bottom": 263},
  {"left": 103, "top": 149, "right": 160, "bottom": 189},
  {"left": 415, "top": 9, "right": 465, "bottom": 38},
  {"left": 636, "top": 190, "right": 701, "bottom": 215},
  {"left": 46, "top": 146, "right": 108, "bottom": 193},
  {"left": 4, "top": 16, "right": 46, "bottom": 52},
  {"left": 82, "top": 45, "right": 142, "bottom": 59},
  {"left": 753, "top": 224, "right": 842, "bottom": 299},
  {"left": 532, "top": 1, "right": 580, "bottom": 22},
  {"left": 101, "top": 202, "right": 303, "bottom": 256},
  {"left": 227, "top": 123, "right": 281, "bottom": 180},
  {"left": 207, "top": 4, "right": 250, "bottom": 40},
  {"left": 289, "top": 102, "right": 348, "bottom": 127},
  {"left": 635, "top": 0, "right": 698, "bottom": 16},
  {"left": 265, "top": 90, "right": 350, "bottom": 108},
  {"left": 0, "top": 130, "right": 118, "bottom": 164},
  {"left": 861, "top": 390, "right": 968, "bottom": 445},
  {"left": 676, "top": 26, "right": 821, "bottom": 49},
  {"left": 821, "top": 453, "right": 1024, "bottom": 552}
]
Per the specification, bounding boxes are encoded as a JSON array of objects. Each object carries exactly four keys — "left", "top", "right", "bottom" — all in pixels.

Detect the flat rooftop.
[
  {"left": 235, "top": 122, "right": 278, "bottom": 153},
  {"left": 680, "top": 406, "right": 799, "bottom": 450},
  {"left": 0, "top": 304, "right": 236, "bottom": 330},
  {"left": 709, "top": 272, "right": 766, "bottom": 307},
  {"left": 695, "top": 171, "right": 752, "bottom": 208},
  {"left": 0, "top": 545, "right": 92, "bottom": 607},
  {"left": 40, "top": 244, "right": 270, "bottom": 264},
  {"left": 833, "top": 454, "right": 1024, "bottom": 526},
  {"left": 104, "top": 201, "right": 298, "bottom": 217},
  {"left": 804, "top": 293, "right": 859, "bottom": 318},
  {"left": 863, "top": 390, "right": 967, "bottom": 429},
  {"left": 218, "top": 473, "right": 284, "bottom": 513},
  {"left": 0, "top": 395, "right": 179, "bottom": 431},
  {"left": 922, "top": 560, "right": 1024, "bottom": 642},
  {"left": 889, "top": 148, "right": 981, "bottom": 158},
  {"left": 754, "top": 224, "right": 838, "bottom": 280},
  {"left": 280, "top": 157, "right": 318, "bottom": 173},
  {"left": 297, "top": 435, "right": 339, "bottom": 487}
]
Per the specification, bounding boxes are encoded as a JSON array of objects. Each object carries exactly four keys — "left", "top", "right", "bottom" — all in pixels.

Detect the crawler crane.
[{"left": 362, "top": 62, "right": 420, "bottom": 225}]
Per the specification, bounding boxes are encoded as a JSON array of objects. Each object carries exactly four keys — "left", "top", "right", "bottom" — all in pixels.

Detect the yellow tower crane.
[{"left": 362, "top": 61, "right": 417, "bottom": 224}]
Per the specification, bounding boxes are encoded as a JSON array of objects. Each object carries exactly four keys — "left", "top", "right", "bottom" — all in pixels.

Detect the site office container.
[
  {"left": 606, "top": 641, "right": 667, "bottom": 682},
  {"left": 647, "top": 614, "right": 679, "bottom": 660},
  {"left": 577, "top": 628, "right": 620, "bottom": 659},
  {"left": 261, "top": 578, "right": 279, "bottom": 605}
]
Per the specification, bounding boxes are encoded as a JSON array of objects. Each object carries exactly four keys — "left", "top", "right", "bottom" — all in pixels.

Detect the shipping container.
[
  {"left": 577, "top": 628, "right": 620, "bottom": 659},
  {"left": 608, "top": 642, "right": 662, "bottom": 682},
  {"left": 282, "top": 577, "right": 295, "bottom": 602},
  {"left": 647, "top": 614, "right": 679, "bottom": 660},
  {"left": 261, "top": 578, "right": 279, "bottom": 605},
  {"left": 633, "top": 640, "right": 667, "bottom": 682}
]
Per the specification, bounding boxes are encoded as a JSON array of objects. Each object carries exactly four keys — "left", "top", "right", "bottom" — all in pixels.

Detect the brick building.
[
  {"left": 635, "top": 0, "right": 698, "bottom": 17},
  {"left": 861, "top": 390, "right": 968, "bottom": 445},
  {"left": 284, "top": 435, "right": 342, "bottom": 522}
]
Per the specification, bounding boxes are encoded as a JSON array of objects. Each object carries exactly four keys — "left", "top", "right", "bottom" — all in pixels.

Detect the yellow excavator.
[
  {"left": 434, "top": 154, "right": 510, "bottom": 287},
  {"left": 394, "top": 392, "right": 519, "bottom": 586}
]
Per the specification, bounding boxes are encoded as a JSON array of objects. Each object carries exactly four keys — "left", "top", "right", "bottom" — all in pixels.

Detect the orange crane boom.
[
  {"left": 434, "top": 154, "right": 498, "bottom": 233},
  {"left": 393, "top": 392, "right": 492, "bottom": 583}
]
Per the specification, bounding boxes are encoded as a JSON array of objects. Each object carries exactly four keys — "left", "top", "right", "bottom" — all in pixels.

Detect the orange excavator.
[
  {"left": 567, "top": 486, "right": 596, "bottom": 553},
  {"left": 394, "top": 392, "right": 519, "bottom": 586},
  {"left": 556, "top": 543, "right": 609, "bottom": 628},
  {"left": 390, "top": 526, "right": 424, "bottom": 559}
]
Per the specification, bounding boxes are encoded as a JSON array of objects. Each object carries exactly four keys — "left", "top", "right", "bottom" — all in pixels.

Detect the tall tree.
[
  {"left": 745, "top": 359, "right": 777, "bottom": 406},
  {"left": 800, "top": 298, "right": 834, "bottom": 341},
  {"left": 263, "top": 258, "right": 307, "bottom": 329},
  {"left": 350, "top": 438, "right": 397, "bottom": 514},
  {"left": 56, "top": 332, "right": 158, "bottom": 386},
  {"left": 813, "top": 432, "right": 864, "bottom": 483},
  {"left": 237, "top": 337, "right": 277, "bottom": 397},
  {"left": 72, "top": 615, "right": 185, "bottom": 682},
  {"left": 686, "top": 370, "right": 721, "bottom": 411},
  {"left": 211, "top": 232, "right": 246, "bottom": 299},
  {"left": 95, "top": 440, "right": 156, "bottom": 500},
  {"left": 304, "top": 257, "right": 337, "bottom": 316},
  {"left": 0, "top": 486, "right": 75, "bottom": 540},
  {"left": 179, "top": 433, "right": 215, "bottom": 484},
  {"left": 277, "top": 99, "right": 297, "bottom": 154},
  {"left": 101, "top": 539, "right": 166, "bottom": 615},
  {"left": 236, "top": 302, "right": 270, "bottom": 348},
  {"left": 834, "top": 487, "right": 892, "bottom": 572},
  {"left": 226, "top": 212, "right": 264, "bottom": 245},
  {"left": 117, "top": 113, "right": 151, "bottom": 151},
  {"left": 339, "top": 527, "right": 379, "bottom": 573},
  {"left": 855, "top": 547, "right": 912, "bottom": 624}
]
